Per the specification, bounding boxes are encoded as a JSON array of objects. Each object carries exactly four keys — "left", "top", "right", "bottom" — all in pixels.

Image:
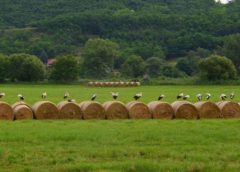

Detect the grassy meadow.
[
  {"left": 1, "top": 120, "right": 240, "bottom": 171},
  {"left": 1, "top": 84, "right": 240, "bottom": 171},
  {"left": 0, "top": 84, "right": 240, "bottom": 105}
]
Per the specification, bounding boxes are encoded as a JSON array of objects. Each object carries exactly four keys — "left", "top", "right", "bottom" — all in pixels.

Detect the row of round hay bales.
[
  {"left": 1, "top": 100, "right": 240, "bottom": 120},
  {"left": 88, "top": 82, "right": 141, "bottom": 87}
]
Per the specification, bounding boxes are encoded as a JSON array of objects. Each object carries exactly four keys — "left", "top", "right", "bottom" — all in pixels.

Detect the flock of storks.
[{"left": 0, "top": 92, "right": 235, "bottom": 102}]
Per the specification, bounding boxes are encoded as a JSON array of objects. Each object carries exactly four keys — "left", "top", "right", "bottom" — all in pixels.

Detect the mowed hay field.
[
  {"left": 0, "top": 84, "right": 240, "bottom": 104},
  {"left": 1, "top": 84, "right": 240, "bottom": 171},
  {"left": 1, "top": 120, "right": 240, "bottom": 171}
]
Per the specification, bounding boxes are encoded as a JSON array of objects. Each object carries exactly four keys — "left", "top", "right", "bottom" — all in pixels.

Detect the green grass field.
[
  {"left": 1, "top": 84, "right": 240, "bottom": 171},
  {"left": 1, "top": 120, "right": 240, "bottom": 171},
  {"left": 0, "top": 84, "right": 239, "bottom": 105}
]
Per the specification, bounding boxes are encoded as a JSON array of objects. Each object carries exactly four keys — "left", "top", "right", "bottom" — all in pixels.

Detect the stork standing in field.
[
  {"left": 183, "top": 95, "right": 190, "bottom": 100},
  {"left": 0, "top": 92, "right": 5, "bottom": 99},
  {"left": 18, "top": 94, "right": 24, "bottom": 101},
  {"left": 206, "top": 93, "right": 211, "bottom": 100},
  {"left": 42, "top": 92, "right": 47, "bottom": 99},
  {"left": 220, "top": 94, "right": 227, "bottom": 101},
  {"left": 177, "top": 93, "right": 184, "bottom": 100},
  {"left": 158, "top": 94, "right": 165, "bottom": 101},
  {"left": 133, "top": 92, "right": 142, "bottom": 100},
  {"left": 111, "top": 92, "right": 119, "bottom": 100},
  {"left": 63, "top": 92, "right": 70, "bottom": 100},
  {"left": 230, "top": 92, "right": 235, "bottom": 100},
  {"left": 196, "top": 94, "right": 202, "bottom": 101},
  {"left": 91, "top": 94, "right": 97, "bottom": 101}
]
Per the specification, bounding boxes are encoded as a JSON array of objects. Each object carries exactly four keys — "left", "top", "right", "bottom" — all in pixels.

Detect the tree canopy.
[
  {"left": 199, "top": 55, "right": 237, "bottom": 81},
  {"left": 0, "top": 0, "right": 239, "bottom": 59}
]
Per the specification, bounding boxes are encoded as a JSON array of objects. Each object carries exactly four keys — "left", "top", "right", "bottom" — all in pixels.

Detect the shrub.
[
  {"left": 50, "top": 56, "right": 79, "bottom": 82},
  {"left": 8, "top": 54, "right": 45, "bottom": 81},
  {"left": 199, "top": 55, "right": 237, "bottom": 81}
]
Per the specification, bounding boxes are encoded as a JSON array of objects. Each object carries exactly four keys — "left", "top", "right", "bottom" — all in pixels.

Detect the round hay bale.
[
  {"left": 130, "top": 82, "right": 134, "bottom": 85},
  {"left": 217, "top": 101, "right": 240, "bottom": 118},
  {"left": 80, "top": 101, "right": 105, "bottom": 119},
  {"left": 12, "top": 101, "right": 27, "bottom": 109},
  {"left": 12, "top": 102, "right": 33, "bottom": 120},
  {"left": 148, "top": 101, "right": 174, "bottom": 119},
  {"left": 88, "top": 82, "right": 93, "bottom": 87},
  {"left": 0, "top": 101, "right": 14, "bottom": 120},
  {"left": 103, "top": 101, "right": 129, "bottom": 119},
  {"left": 126, "top": 101, "right": 151, "bottom": 119},
  {"left": 125, "top": 82, "right": 130, "bottom": 87},
  {"left": 94, "top": 82, "right": 99, "bottom": 87},
  {"left": 171, "top": 101, "right": 199, "bottom": 119},
  {"left": 119, "top": 82, "right": 125, "bottom": 87},
  {"left": 57, "top": 101, "right": 83, "bottom": 119},
  {"left": 136, "top": 82, "right": 141, "bottom": 86},
  {"left": 32, "top": 101, "right": 59, "bottom": 119},
  {"left": 110, "top": 82, "right": 114, "bottom": 87},
  {"left": 194, "top": 101, "right": 221, "bottom": 119}
]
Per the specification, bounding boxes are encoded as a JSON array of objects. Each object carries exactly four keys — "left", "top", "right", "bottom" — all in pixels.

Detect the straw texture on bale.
[
  {"left": 148, "top": 101, "right": 174, "bottom": 119},
  {"left": 0, "top": 101, "right": 14, "bottom": 120},
  {"left": 217, "top": 101, "right": 240, "bottom": 118},
  {"left": 194, "top": 101, "right": 221, "bottom": 119},
  {"left": 103, "top": 101, "right": 128, "bottom": 119},
  {"left": 57, "top": 101, "right": 83, "bottom": 119},
  {"left": 32, "top": 101, "right": 59, "bottom": 119},
  {"left": 126, "top": 101, "right": 151, "bottom": 119},
  {"left": 171, "top": 101, "right": 199, "bottom": 119},
  {"left": 12, "top": 102, "right": 33, "bottom": 120},
  {"left": 79, "top": 101, "right": 105, "bottom": 119}
]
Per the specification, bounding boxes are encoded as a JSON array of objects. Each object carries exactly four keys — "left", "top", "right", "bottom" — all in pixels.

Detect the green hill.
[{"left": 0, "top": 0, "right": 239, "bottom": 58}]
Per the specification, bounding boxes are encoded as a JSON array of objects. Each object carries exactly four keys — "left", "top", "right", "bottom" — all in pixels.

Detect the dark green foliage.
[
  {"left": 145, "top": 57, "right": 165, "bottom": 77},
  {"left": 176, "top": 57, "right": 200, "bottom": 76},
  {"left": 0, "top": 1, "right": 239, "bottom": 58},
  {"left": 50, "top": 56, "right": 79, "bottom": 82},
  {"left": 223, "top": 33, "right": 240, "bottom": 71},
  {"left": 82, "top": 38, "right": 119, "bottom": 78},
  {"left": 199, "top": 55, "right": 237, "bottom": 81},
  {"left": 8, "top": 53, "right": 45, "bottom": 81},
  {"left": 162, "top": 65, "right": 185, "bottom": 78},
  {"left": 121, "top": 55, "right": 145, "bottom": 78},
  {"left": 0, "top": 54, "right": 9, "bottom": 82}
]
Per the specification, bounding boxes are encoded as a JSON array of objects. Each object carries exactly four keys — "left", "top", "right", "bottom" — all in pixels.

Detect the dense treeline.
[
  {"left": 0, "top": 0, "right": 239, "bottom": 82},
  {"left": 0, "top": 37, "right": 238, "bottom": 83}
]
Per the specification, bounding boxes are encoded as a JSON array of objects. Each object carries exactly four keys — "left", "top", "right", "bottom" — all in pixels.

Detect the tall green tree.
[
  {"left": 50, "top": 56, "right": 79, "bottom": 82},
  {"left": 121, "top": 55, "right": 145, "bottom": 78},
  {"left": 8, "top": 54, "right": 45, "bottom": 81},
  {"left": 145, "top": 57, "right": 165, "bottom": 77},
  {"left": 199, "top": 55, "right": 237, "bottom": 81},
  {"left": 82, "top": 38, "right": 119, "bottom": 78}
]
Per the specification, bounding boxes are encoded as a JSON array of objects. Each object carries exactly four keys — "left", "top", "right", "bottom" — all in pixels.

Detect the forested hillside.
[
  {"left": 0, "top": 0, "right": 239, "bottom": 59},
  {"left": 0, "top": 0, "right": 239, "bottom": 82}
]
